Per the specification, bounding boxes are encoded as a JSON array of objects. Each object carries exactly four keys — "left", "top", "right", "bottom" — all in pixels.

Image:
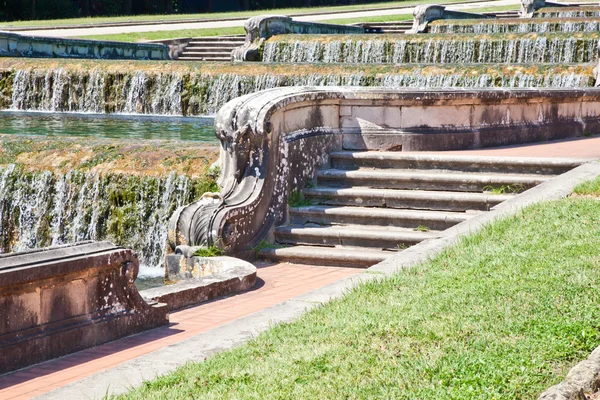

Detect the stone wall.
[
  {"left": 0, "top": 31, "right": 171, "bottom": 60},
  {"left": 0, "top": 242, "right": 168, "bottom": 374}
]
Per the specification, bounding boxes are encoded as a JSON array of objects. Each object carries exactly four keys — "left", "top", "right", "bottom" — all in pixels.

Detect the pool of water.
[{"left": 0, "top": 111, "right": 217, "bottom": 142}]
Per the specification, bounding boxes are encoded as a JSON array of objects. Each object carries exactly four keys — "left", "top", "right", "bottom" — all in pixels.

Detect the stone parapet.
[
  {"left": 167, "top": 86, "right": 600, "bottom": 257},
  {"left": 232, "top": 15, "right": 364, "bottom": 61},
  {"left": 0, "top": 241, "right": 168, "bottom": 374},
  {"left": 407, "top": 4, "right": 491, "bottom": 34},
  {"left": 0, "top": 31, "right": 171, "bottom": 60}
]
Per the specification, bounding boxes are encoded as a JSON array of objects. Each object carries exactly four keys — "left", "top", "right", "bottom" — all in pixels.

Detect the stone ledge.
[
  {"left": 0, "top": 31, "right": 170, "bottom": 60},
  {"left": 141, "top": 256, "right": 257, "bottom": 311}
]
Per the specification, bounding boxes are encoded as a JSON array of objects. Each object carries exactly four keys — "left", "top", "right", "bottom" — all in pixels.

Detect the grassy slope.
[{"left": 119, "top": 195, "right": 600, "bottom": 399}]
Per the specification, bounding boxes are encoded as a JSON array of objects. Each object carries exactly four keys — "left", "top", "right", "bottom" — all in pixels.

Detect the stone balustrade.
[
  {"left": 0, "top": 241, "right": 168, "bottom": 374},
  {"left": 167, "top": 86, "right": 600, "bottom": 258},
  {"left": 0, "top": 31, "right": 171, "bottom": 60}
]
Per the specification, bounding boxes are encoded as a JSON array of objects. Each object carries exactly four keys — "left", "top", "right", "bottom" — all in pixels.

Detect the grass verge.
[
  {"left": 117, "top": 196, "right": 600, "bottom": 399},
  {"left": 573, "top": 175, "right": 600, "bottom": 196}
]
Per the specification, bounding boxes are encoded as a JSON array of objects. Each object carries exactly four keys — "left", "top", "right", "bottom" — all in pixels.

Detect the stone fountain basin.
[{"left": 140, "top": 256, "right": 257, "bottom": 311}]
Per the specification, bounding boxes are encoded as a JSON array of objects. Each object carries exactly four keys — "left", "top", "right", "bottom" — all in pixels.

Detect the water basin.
[{"left": 0, "top": 111, "right": 217, "bottom": 142}]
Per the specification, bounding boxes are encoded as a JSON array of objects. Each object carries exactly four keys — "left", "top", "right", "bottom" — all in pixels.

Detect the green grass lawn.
[
  {"left": 0, "top": 0, "right": 467, "bottom": 29},
  {"left": 74, "top": 4, "right": 518, "bottom": 42},
  {"left": 573, "top": 175, "right": 600, "bottom": 196},
  {"left": 118, "top": 191, "right": 600, "bottom": 399}
]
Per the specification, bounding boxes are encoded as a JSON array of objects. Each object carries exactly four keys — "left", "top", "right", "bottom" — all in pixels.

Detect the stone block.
[{"left": 401, "top": 105, "right": 471, "bottom": 128}]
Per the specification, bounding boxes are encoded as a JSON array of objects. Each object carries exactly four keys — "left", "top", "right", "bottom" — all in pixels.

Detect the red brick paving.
[
  {"left": 433, "top": 136, "right": 600, "bottom": 159},
  {"left": 0, "top": 263, "right": 360, "bottom": 400}
]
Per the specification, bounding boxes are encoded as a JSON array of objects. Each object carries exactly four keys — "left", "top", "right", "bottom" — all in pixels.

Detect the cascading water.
[
  {"left": 430, "top": 20, "right": 600, "bottom": 34},
  {"left": 536, "top": 9, "right": 600, "bottom": 18},
  {"left": 0, "top": 165, "right": 210, "bottom": 273},
  {"left": 263, "top": 35, "right": 599, "bottom": 64},
  {"left": 1, "top": 65, "right": 594, "bottom": 117}
]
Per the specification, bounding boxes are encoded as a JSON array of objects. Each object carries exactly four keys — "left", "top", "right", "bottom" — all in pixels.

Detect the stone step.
[
  {"left": 178, "top": 57, "right": 231, "bottom": 62},
  {"left": 289, "top": 205, "right": 471, "bottom": 230},
  {"left": 185, "top": 42, "right": 243, "bottom": 48},
  {"left": 181, "top": 51, "right": 233, "bottom": 57},
  {"left": 329, "top": 151, "right": 580, "bottom": 175},
  {"left": 258, "top": 245, "right": 392, "bottom": 268},
  {"left": 303, "top": 186, "right": 513, "bottom": 211},
  {"left": 188, "top": 37, "right": 244, "bottom": 42},
  {"left": 316, "top": 168, "right": 548, "bottom": 192},
  {"left": 274, "top": 224, "right": 439, "bottom": 249}
]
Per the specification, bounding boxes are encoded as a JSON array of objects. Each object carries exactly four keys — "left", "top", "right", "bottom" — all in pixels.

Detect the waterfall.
[
  {"left": 263, "top": 35, "right": 599, "bottom": 64},
  {"left": 0, "top": 165, "right": 208, "bottom": 272},
  {"left": 430, "top": 20, "right": 600, "bottom": 34},
  {"left": 536, "top": 9, "right": 600, "bottom": 18},
  {"left": 1, "top": 64, "right": 594, "bottom": 117}
]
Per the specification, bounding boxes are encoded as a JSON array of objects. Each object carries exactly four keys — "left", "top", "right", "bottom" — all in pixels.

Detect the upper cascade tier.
[
  {"left": 0, "top": 61, "right": 593, "bottom": 116},
  {"left": 535, "top": 6, "right": 600, "bottom": 18},
  {"left": 262, "top": 33, "right": 600, "bottom": 64},
  {"left": 430, "top": 17, "right": 600, "bottom": 34}
]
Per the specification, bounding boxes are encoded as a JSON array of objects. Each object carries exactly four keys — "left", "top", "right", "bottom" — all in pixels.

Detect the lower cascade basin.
[
  {"left": 0, "top": 111, "right": 217, "bottom": 142},
  {"left": 0, "top": 111, "right": 220, "bottom": 278}
]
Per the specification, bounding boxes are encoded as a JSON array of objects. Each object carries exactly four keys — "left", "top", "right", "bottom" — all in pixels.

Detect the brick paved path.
[
  {"left": 437, "top": 136, "right": 600, "bottom": 159},
  {"left": 0, "top": 263, "right": 359, "bottom": 400}
]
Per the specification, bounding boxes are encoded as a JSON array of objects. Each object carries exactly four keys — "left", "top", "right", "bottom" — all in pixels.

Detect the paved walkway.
[
  {"left": 0, "top": 262, "right": 360, "bottom": 400},
  {"left": 23, "top": 0, "right": 520, "bottom": 37},
  {"left": 436, "top": 136, "right": 600, "bottom": 159}
]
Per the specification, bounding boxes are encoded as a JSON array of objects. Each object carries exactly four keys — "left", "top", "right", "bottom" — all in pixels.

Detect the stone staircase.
[
  {"left": 259, "top": 152, "right": 578, "bottom": 268},
  {"left": 361, "top": 20, "right": 413, "bottom": 33},
  {"left": 177, "top": 35, "right": 245, "bottom": 61}
]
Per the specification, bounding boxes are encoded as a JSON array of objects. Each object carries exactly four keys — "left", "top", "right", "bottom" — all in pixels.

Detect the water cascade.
[
  {"left": 0, "top": 63, "right": 594, "bottom": 116},
  {"left": 0, "top": 165, "right": 209, "bottom": 271},
  {"left": 535, "top": 8, "right": 600, "bottom": 18},
  {"left": 262, "top": 34, "right": 599, "bottom": 64},
  {"left": 430, "top": 18, "right": 600, "bottom": 34}
]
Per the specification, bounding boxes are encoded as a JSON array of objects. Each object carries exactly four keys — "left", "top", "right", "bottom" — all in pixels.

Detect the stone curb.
[
  {"left": 539, "top": 334, "right": 600, "bottom": 399},
  {"left": 36, "top": 160, "right": 600, "bottom": 400}
]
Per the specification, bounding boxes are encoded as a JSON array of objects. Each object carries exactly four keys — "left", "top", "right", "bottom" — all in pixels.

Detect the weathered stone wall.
[
  {"left": 0, "top": 31, "right": 170, "bottom": 60},
  {"left": 0, "top": 241, "right": 168, "bottom": 374}
]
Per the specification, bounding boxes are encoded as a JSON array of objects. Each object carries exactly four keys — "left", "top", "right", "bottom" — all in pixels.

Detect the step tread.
[
  {"left": 275, "top": 224, "right": 441, "bottom": 239},
  {"left": 258, "top": 245, "right": 392, "bottom": 264},
  {"left": 303, "top": 186, "right": 515, "bottom": 201},
  {"left": 318, "top": 168, "right": 551, "bottom": 183},
  {"left": 290, "top": 205, "right": 471, "bottom": 222},
  {"left": 329, "top": 151, "right": 582, "bottom": 168}
]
